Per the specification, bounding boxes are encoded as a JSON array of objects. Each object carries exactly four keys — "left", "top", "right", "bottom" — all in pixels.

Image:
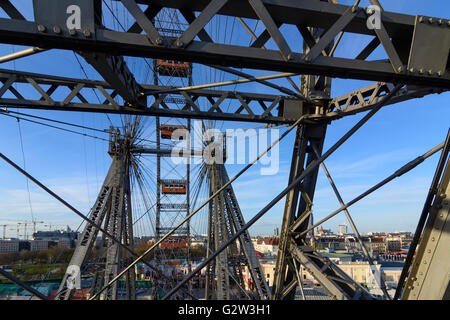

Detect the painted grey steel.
[
  {"left": 399, "top": 130, "right": 450, "bottom": 300},
  {"left": 401, "top": 154, "right": 450, "bottom": 300},
  {"left": 299, "top": 141, "right": 446, "bottom": 238},
  {"left": 162, "top": 84, "right": 403, "bottom": 300},
  {"left": 1, "top": 1, "right": 449, "bottom": 87},
  {"left": 290, "top": 244, "right": 373, "bottom": 300},
  {"left": 219, "top": 165, "right": 271, "bottom": 299},
  {"left": 0, "top": 69, "right": 291, "bottom": 124},
  {"left": 57, "top": 132, "right": 136, "bottom": 300}
]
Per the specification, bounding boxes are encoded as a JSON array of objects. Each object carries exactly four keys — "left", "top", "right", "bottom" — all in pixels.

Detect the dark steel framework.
[{"left": 0, "top": 0, "right": 449, "bottom": 300}]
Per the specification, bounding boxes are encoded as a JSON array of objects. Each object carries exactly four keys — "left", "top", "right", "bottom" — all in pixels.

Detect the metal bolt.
[
  {"left": 53, "top": 26, "right": 61, "bottom": 34},
  {"left": 428, "top": 18, "right": 434, "bottom": 24},
  {"left": 419, "top": 16, "right": 424, "bottom": 23},
  {"left": 428, "top": 70, "right": 433, "bottom": 75},
  {"left": 438, "top": 19, "right": 443, "bottom": 25},
  {"left": 175, "top": 39, "right": 184, "bottom": 48},
  {"left": 37, "top": 25, "right": 46, "bottom": 33},
  {"left": 155, "top": 37, "right": 163, "bottom": 45},
  {"left": 409, "top": 68, "right": 415, "bottom": 73},
  {"left": 437, "top": 71, "right": 442, "bottom": 77},
  {"left": 431, "top": 237, "right": 435, "bottom": 242},
  {"left": 419, "top": 69, "right": 424, "bottom": 74},
  {"left": 69, "top": 29, "right": 77, "bottom": 36},
  {"left": 83, "top": 29, "right": 91, "bottom": 38}
]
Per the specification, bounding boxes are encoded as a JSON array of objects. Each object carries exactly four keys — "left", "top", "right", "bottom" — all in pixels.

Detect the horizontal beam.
[
  {"left": 0, "top": 1, "right": 449, "bottom": 88},
  {"left": 0, "top": 69, "right": 446, "bottom": 124},
  {"left": 0, "top": 68, "right": 291, "bottom": 124},
  {"left": 324, "top": 82, "right": 448, "bottom": 120}
]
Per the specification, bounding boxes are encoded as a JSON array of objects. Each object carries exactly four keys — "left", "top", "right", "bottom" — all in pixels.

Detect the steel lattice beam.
[
  {"left": 0, "top": 0, "right": 449, "bottom": 88},
  {"left": 0, "top": 69, "right": 446, "bottom": 124}
]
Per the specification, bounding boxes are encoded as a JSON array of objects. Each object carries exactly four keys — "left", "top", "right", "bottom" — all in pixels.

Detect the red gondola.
[
  {"left": 157, "top": 59, "right": 189, "bottom": 77},
  {"left": 160, "top": 124, "right": 187, "bottom": 140},
  {"left": 161, "top": 182, "right": 187, "bottom": 194},
  {"left": 160, "top": 237, "right": 187, "bottom": 249}
]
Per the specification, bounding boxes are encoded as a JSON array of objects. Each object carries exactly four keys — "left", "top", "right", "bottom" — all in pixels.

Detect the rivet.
[
  {"left": 155, "top": 37, "right": 163, "bottom": 45},
  {"left": 431, "top": 237, "right": 435, "bottom": 241},
  {"left": 438, "top": 19, "right": 443, "bottom": 25},
  {"left": 175, "top": 39, "right": 184, "bottom": 48},
  {"left": 53, "top": 26, "right": 61, "bottom": 34},
  {"left": 428, "top": 18, "right": 434, "bottom": 24},
  {"left": 37, "top": 25, "right": 46, "bottom": 33},
  {"left": 419, "top": 16, "right": 424, "bottom": 23},
  {"left": 428, "top": 70, "right": 433, "bottom": 75},
  {"left": 409, "top": 68, "right": 415, "bottom": 73},
  {"left": 419, "top": 69, "right": 424, "bottom": 74},
  {"left": 69, "top": 29, "right": 77, "bottom": 36},
  {"left": 83, "top": 29, "right": 91, "bottom": 38}
]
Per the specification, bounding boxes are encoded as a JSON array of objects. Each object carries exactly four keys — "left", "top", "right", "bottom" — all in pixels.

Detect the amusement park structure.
[{"left": 0, "top": 0, "right": 449, "bottom": 300}]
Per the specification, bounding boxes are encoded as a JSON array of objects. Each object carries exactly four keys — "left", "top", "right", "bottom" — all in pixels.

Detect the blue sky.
[{"left": 0, "top": 0, "right": 449, "bottom": 238}]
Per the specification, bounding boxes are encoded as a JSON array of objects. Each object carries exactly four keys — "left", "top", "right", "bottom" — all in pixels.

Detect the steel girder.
[
  {"left": 272, "top": 123, "right": 327, "bottom": 300},
  {"left": 56, "top": 150, "right": 136, "bottom": 300},
  {"left": 203, "top": 164, "right": 271, "bottom": 300},
  {"left": 0, "top": 1, "right": 449, "bottom": 88},
  {"left": 219, "top": 165, "right": 271, "bottom": 299},
  {"left": 401, "top": 135, "right": 450, "bottom": 300},
  {"left": 0, "top": 69, "right": 446, "bottom": 124},
  {"left": 325, "top": 82, "right": 447, "bottom": 120},
  {"left": 0, "top": 68, "right": 292, "bottom": 124}
]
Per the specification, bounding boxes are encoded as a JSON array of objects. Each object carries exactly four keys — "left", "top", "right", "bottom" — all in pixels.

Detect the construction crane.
[{"left": 0, "top": 224, "right": 10, "bottom": 240}]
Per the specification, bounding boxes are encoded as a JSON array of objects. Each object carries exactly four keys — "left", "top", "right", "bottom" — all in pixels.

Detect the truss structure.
[{"left": 0, "top": 0, "right": 449, "bottom": 301}]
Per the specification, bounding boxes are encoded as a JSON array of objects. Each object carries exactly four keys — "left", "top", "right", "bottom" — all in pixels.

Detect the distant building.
[
  {"left": 338, "top": 224, "right": 347, "bottom": 235},
  {"left": 0, "top": 240, "right": 19, "bottom": 254},
  {"left": 254, "top": 237, "right": 279, "bottom": 256},
  {"left": 30, "top": 240, "right": 48, "bottom": 251},
  {"left": 369, "top": 236, "right": 387, "bottom": 254},
  {"left": 32, "top": 226, "right": 79, "bottom": 248},
  {"left": 385, "top": 237, "right": 402, "bottom": 253},
  {"left": 273, "top": 227, "right": 279, "bottom": 237},
  {"left": 33, "top": 226, "right": 78, "bottom": 241}
]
